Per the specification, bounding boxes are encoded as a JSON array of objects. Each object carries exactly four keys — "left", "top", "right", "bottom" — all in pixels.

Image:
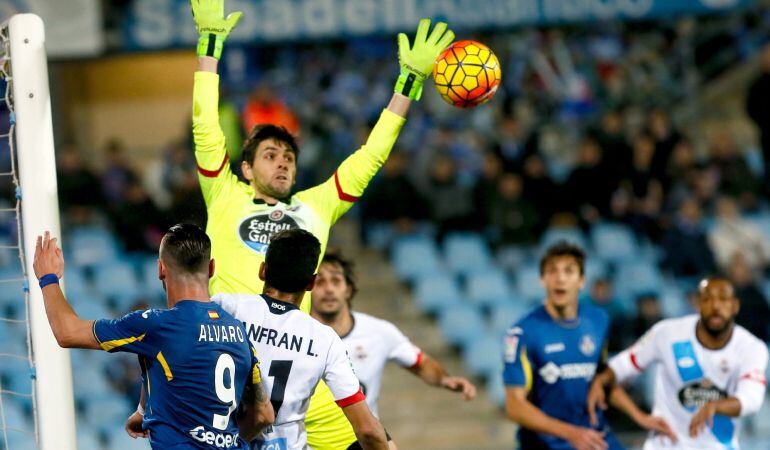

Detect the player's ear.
[
  {"left": 305, "top": 274, "right": 317, "bottom": 292},
  {"left": 241, "top": 160, "right": 254, "bottom": 181},
  {"left": 208, "top": 259, "right": 215, "bottom": 279},
  {"left": 258, "top": 262, "right": 266, "bottom": 281},
  {"left": 157, "top": 259, "right": 166, "bottom": 281}
]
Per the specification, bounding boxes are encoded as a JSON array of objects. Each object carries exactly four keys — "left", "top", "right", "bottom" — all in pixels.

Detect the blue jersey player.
[
  {"left": 32, "top": 225, "right": 274, "bottom": 449},
  {"left": 503, "top": 242, "right": 625, "bottom": 450}
]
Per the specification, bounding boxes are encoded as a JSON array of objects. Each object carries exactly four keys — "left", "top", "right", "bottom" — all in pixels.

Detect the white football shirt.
[
  {"left": 213, "top": 293, "right": 364, "bottom": 450},
  {"left": 341, "top": 312, "right": 422, "bottom": 417},
  {"left": 609, "top": 315, "right": 768, "bottom": 450}
]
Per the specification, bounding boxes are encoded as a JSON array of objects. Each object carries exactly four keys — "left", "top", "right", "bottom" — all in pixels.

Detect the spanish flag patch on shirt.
[{"left": 208, "top": 311, "right": 219, "bottom": 320}]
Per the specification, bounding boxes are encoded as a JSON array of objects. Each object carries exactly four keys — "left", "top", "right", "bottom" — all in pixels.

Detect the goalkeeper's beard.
[{"left": 253, "top": 177, "right": 291, "bottom": 200}]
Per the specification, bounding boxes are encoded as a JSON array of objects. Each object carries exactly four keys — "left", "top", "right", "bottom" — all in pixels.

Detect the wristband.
[
  {"left": 197, "top": 33, "right": 224, "bottom": 60},
  {"left": 38, "top": 274, "right": 59, "bottom": 289},
  {"left": 137, "top": 403, "right": 145, "bottom": 416},
  {"left": 394, "top": 71, "right": 424, "bottom": 101}
]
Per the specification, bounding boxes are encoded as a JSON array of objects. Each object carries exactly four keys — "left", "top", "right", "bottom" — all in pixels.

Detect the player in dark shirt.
[{"left": 32, "top": 224, "right": 274, "bottom": 449}]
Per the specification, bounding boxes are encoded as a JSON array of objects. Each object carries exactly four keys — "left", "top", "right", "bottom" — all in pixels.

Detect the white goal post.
[{"left": 7, "top": 13, "right": 77, "bottom": 450}]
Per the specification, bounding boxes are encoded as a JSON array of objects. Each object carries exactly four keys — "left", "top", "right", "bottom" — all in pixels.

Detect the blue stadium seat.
[
  {"left": 76, "top": 429, "right": 103, "bottom": 450},
  {"left": 74, "top": 367, "right": 114, "bottom": 402},
  {"left": 69, "top": 226, "right": 120, "bottom": 268},
  {"left": 539, "top": 227, "right": 589, "bottom": 255},
  {"left": 495, "top": 245, "right": 530, "bottom": 273},
  {"left": 659, "top": 283, "right": 688, "bottom": 318},
  {"left": 3, "top": 357, "right": 33, "bottom": 395},
  {"left": 62, "top": 267, "right": 91, "bottom": 300},
  {"left": 444, "top": 232, "right": 493, "bottom": 276},
  {"left": 84, "top": 396, "right": 132, "bottom": 435},
  {"left": 613, "top": 261, "right": 664, "bottom": 300},
  {"left": 465, "top": 268, "right": 512, "bottom": 310},
  {"left": 109, "top": 431, "right": 152, "bottom": 450},
  {"left": 141, "top": 256, "right": 166, "bottom": 300},
  {"left": 489, "top": 303, "right": 529, "bottom": 338},
  {"left": 413, "top": 274, "right": 462, "bottom": 314},
  {"left": 462, "top": 333, "right": 503, "bottom": 377},
  {"left": 486, "top": 372, "right": 506, "bottom": 407},
  {"left": 0, "top": 267, "right": 25, "bottom": 307},
  {"left": 584, "top": 258, "right": 609, "bottom": 287},
  {"left": 591, "top": 223, "right": 638, "bottom": 264},
  {"left": 437, "top": 304, "right": 485, "bottom": 348},
  {"left": 391, "top": 236, "right": 443, "bottom": 282},
  {"left": 93, "top": 260, "right": 141, "bottom": 305},
  {"left": 515, "top": 266, "right": 544, "bottom": 303}
]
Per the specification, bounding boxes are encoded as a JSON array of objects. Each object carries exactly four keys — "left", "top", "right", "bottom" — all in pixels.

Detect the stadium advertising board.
[{"left": 124, "top": 0, "right": 751, "bottom": 50}]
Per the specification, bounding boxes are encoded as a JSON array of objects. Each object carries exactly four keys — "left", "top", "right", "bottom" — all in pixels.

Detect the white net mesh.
[{"left": 0, "top": 22, "right": 40, "bottom": 450}]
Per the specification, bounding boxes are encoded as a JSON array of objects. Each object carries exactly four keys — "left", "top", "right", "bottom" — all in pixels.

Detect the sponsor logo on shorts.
[
  {"left": 189, "top": 426, "right": 240, "bottom": 448},
  {"left": 238, "top": 211, "right": 300, "bottom": 253}
]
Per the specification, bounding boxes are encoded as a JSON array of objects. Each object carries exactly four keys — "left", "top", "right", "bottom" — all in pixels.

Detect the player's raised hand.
[
  {"left": 440, "top": 376, "right": 477, "bottom": 400},
  {"left": 635, "top": 413, "right": 677, "bottom": 444},
  {"left": 689, "top": 401, "right": 716, "bottom": 438},
  {"left": 586, "top": 378, "right": 607, "bottom": 427},
  {"left": 190, "top": 0, "right": 243, "bottom": 60},
  {"left": 566, "top": 426, "right": 608, "bottom": 450},
  {"left": 394, "top": 18, "right": 455, "bottom": 101},
  {"left": 33, "top": 231, "right": 63, "bottom": 280},
  {"left": 125, "top": 410, "right": 149, "bottom": 439}
]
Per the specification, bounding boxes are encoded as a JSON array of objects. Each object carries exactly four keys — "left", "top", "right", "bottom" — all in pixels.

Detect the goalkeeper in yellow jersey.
[{"left": 188, "top": 1, "right": 454, "bottom": 448}]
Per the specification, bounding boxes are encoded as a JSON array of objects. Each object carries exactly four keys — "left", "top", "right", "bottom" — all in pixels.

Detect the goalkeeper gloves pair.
[{"left": 190, "top": 0, "right": 455, "bottom": 101}]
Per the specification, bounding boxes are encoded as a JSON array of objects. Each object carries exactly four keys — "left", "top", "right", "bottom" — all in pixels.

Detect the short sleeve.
[
  {"left": 323, "top": 335, "right": 365, "bottom": 408},
  {"left": 212, "top": 293, "right": 240, "bottom": 317},
  {"left": 502, "top": 325, "right": 533, "bottom": 390},
  {"left": 384, "top": 323, "right": 422, "bottom": 368},
  {"left": 92, "top": 309, "right": 162, "bottom": 357},
  {"left": 609, "top": 321, "right": 664, "bottom": 383}
]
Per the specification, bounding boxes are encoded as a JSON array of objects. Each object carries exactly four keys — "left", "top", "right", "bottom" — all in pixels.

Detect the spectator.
[
  {"left": 647, "top": 109, "right": 681, "bottom": 182},
  {"left": 110, "top": 181, "right": 166, "bottom": 252},
  {"left": 662, "top": 197, "right": 717, "bottom": 277},
  {"left": 629, "top": 293, "right": 664, "bottom": 342},
  {"left": 708, "top": 131, "right": 759, "bottom": 208},
  {"left": 708, "top": 196, "right": 770, "bottom": 273},
  {"left": 586, "top": 278, "right": 626, "bottom": 352},
  {"left": 56, "top": 143, "right": 103, "bottom": 223},
  {"left": 491, "top": 116, "right": 532, "bottom": 172},
  {"left": 522, "top": 154, "right": 559, "bottom": 230},
  {"left": 421, "top": 155, "right": 474, "bottom": 239},
  {"left": 362, "top": 152, "right": 427, "bottom": 232},
  {"left": 593, "top": 108, "right": 631, "bottom": 184},
  {"left": 242, "top": 83, "right": 299, "bottom": 136},
  {"left": 565, "top": 137, "right": 615, "bottom": 222},
  {"left": 727, "top": 253, "right": 770, "bottom": 342},
  {"left": 746, "top": 43, "right": 770, "bottom": 190},
  {"left": 488, "top": 173, "right": 538, "bottom": 246},
  {"left": 473, "top": 152, "right": 504, "bottom": 223},
  {"left": 101, "top": 139, "right": 138, "bottom": 204}
]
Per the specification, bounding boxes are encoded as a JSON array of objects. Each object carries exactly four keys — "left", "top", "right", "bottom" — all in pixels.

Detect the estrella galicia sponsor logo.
[
  {"left": 678, "top": 379, "right": 728, "bottom": 411},
  {"left": 239, "top": 211, "right": 300, "bottom": 253},
  {"left": 189, "top": 426, "right": 240, "bottom": 448},
  {"left": 254, "top": 437, "right": 288, "bottom": 450}
]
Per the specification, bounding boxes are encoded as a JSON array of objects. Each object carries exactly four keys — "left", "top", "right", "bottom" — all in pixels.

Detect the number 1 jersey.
[
  {"left": 93, "top": 300, "right": 261, "bottom": 450},
  {"left": 213, "top": 293, "right": 364, "bottom": 450}
]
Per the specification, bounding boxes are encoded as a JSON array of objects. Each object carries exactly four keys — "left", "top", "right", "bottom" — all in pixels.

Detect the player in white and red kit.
[
  {"left": 588, "top": 278, "right": 768, "bottom": 449},
  {"left": 310, "top": 252, "right": 476, "bottom": 417},
  {"left": 214, "top": 230, "right": 388, "bottom": 450}
]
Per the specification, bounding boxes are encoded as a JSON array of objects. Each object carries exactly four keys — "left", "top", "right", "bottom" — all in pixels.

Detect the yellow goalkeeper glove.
[
  {"left": 394, "top": 19, "right": 455, "bottom": 101},
  {"left": 190, "top": 0, "right": 242, "bottom": 60}
]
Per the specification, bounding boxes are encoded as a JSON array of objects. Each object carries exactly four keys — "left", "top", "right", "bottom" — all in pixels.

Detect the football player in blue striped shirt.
[{"left": 33, "top": 224, "right": 274, "bottom": 449}]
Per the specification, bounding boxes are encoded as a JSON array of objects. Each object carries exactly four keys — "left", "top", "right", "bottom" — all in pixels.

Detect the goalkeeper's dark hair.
[
  {"left": 242, "top": 124, "right": 299, "bottom": 165},
  {"left": 161, "top": 223, "right": 211, "bottom": 275},
  {"left": 321, "top": 250, "right": 358, "bottom": 305},
  {"left": 264, "top": 229, "right": 320, "bottom": 293},
  {"left": 539, "top": 241, "right": 586, "bottom": 276}
]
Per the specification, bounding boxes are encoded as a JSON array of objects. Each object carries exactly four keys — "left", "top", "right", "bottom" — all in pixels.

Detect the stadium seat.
[
  {"left": 109, "top": 431, "right": 152, "bottom": 450},
  {"left": 443, "top": 232, "right": 493, "bottom": 276},
  {"left": 62, "top": 267, "right": 91, "bottom": 301},
  {"left": 462, "top": 333, "right": 503, "bottom": 377},
  {"left": 515, "top": 266, "right": 544, "bottom": 303},
  {"left": 591, "top": 223, "right": 638, "bottom": 264},
  {"left": 465, "top": 268, "right": 512, "bottom": 310},
  {"left": 495, "top": 245, "right": 530, "bottom": 273},
  {"left": 84, "top": 396, "right": 133, "bottom": 435},
  {"left": 437, "top": 304, "right": 485, "bottom": 348},
  {"left": 486, "top": 372, "right": 506, "bottom": 407},
  {"left": 489, "top": 303, "right": 529, "bottom": 338},
  {"left": 613, "top": 261, "right": 664, "bottom": 300},
  {"left": 93, "top": 260, "right": 141, "bottom": 305},
  {"left": 69, "top": 226, "right": 120, "bottom": 268},
  {"left": 76, "top": 429, "right": 103, "bottom": 450},
  {"left": 413, "top": 274, "right": 462, "bottom": 314},
  {"left": 538, "top": 227, "right": 589, "bottom": 255},
  {"left": 659, "top": 282, "right": 688, "bottom": 318},
  {"left": 140, "top": 255, "right": 166, "bottom": 300},
  {"left": 391, "top": 236, "right": 443, "bottom": 282}
]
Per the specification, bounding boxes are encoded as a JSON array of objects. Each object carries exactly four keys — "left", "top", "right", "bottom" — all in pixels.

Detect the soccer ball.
[{"left": 433, "top": 40, "right": 501, "bottom": 108}]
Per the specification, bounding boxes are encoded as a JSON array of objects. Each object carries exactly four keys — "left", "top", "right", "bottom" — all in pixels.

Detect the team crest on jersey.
[
  {"left": 678, "top": 379, "right": 728, "bottom": 411},
  {"left": 353, "top": 344, "right": 368, "bottom": 361},
  {"left": 579, "top": 334, "right": 596, "bottom": 356},
  {"left": 238, "top": 211, "right": 301, "bottom": 254}
]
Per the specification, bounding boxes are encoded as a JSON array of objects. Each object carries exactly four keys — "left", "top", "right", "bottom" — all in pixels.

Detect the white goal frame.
[{"left": 7, "top": 13, "right": 77, "bottom": 450}]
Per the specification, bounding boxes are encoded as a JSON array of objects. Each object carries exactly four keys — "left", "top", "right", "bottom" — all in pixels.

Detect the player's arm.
[
  {"left": 690, "top": 341, "right": 768, "bottom": 437},
  {"left": 125, "top": 385, "right": 149, "bottom": 439},
  {"left": 238, "top": 344, "right": 274, "bottom": 441},
  {"left": 340, "top": 401, "right": 388, "bottom": 450},
  {"left": 502, "top": 327, "right": 607, "bottom": 450},
  {"left": 190, "top": 0, "right": 243, "bottom": 205},
  {"left": 32, "top": 232, "right": 99, "bottom": 350},
  {"left": 406, "top": 353, "right": 476, "bottom": 400},
  {"left": 295, "top": 19, "right": 454, "bottom": 226},
  {"left": 604, "top": 382, "right": 677, "bottom": 443}
]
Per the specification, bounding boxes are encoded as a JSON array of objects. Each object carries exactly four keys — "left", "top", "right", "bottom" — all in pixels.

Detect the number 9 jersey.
[{"left": 93, "top": 300, "right": 262, "bottom": 449}]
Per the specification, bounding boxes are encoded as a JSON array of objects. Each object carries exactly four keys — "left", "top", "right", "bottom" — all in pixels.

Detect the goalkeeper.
[{"left": 188, "top": 1, "right": 454, "bottom": 448}]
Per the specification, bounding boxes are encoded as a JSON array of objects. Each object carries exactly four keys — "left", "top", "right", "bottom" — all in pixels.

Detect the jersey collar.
[
  {"left": 253, "top": 196, "right": 291, "bottom": 206},
  {"left": 261, "top": 294, "right": 299, "bottom": 315}
]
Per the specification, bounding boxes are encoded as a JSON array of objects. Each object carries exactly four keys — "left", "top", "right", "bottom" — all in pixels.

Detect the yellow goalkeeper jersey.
[{"left": 193, "top": 71, "right": 404, "bottom": 449}]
